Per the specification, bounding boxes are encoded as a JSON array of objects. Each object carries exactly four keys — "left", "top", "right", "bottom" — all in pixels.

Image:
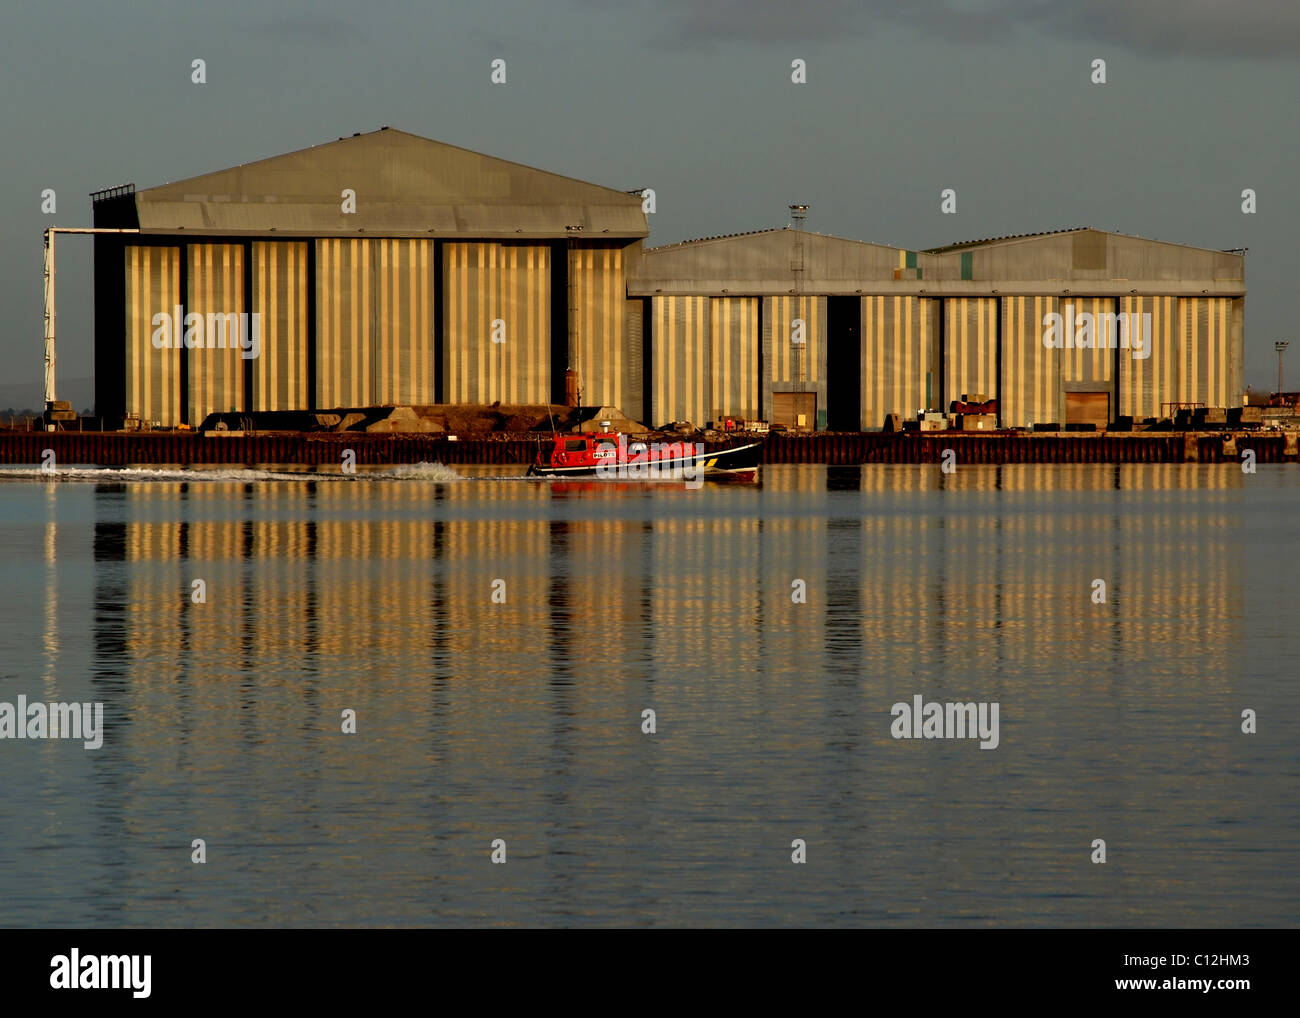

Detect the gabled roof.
[
  {"left": 646, "top": 227, "right": 787, "bottom": 251},
  {"left": 925, "top": 226, "right": 1243, "bottom": 259},
  {"left": 924, "top": 227, "right": 1090, "bottom": 254},
  {"left": 126, "top": 127, "right": 649, "bottom": 239},
  {"left": 627, "top": 223, "right": 1244, "bottom": 294},
  {"left": 629, "top": 227, "right": 908, "bottom": 296},
  {"left": 646, "top": 226, "right": 902, "bottom": 253}
]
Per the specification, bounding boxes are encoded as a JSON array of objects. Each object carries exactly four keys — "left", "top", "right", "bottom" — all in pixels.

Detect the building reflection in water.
[
  {"left": 73, "top": 465, "right": 1244, "bottom": 918},
  {"left": 87, "top": 463, "right": 1243, "bottom": 721}
]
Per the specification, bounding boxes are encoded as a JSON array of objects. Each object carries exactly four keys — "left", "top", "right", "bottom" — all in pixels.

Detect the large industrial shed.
[
  {"left": 626, "top": 226, "right": 1245, "bottom": 431},
  {"left": 88, "top": 128, "right": 1245, "bottom": 432},
  {"left": 90, "top": 127, "right": 648, "bottom": 428}
]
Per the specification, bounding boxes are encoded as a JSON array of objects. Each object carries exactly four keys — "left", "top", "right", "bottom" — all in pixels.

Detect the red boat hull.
[{"left": 527, "top": 433, "right": 761, "bottom": 480}]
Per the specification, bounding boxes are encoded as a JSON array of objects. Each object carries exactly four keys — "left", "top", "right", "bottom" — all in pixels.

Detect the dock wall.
[{"left": 1, "top": 431, "right": 1296, "bottom": 467}]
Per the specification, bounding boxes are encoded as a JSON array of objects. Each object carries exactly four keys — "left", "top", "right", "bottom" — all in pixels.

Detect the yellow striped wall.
[
  {"left": 187, "top": 244, "right": 245, "bottom": 422},
  {"left": 1119, "top": 297, "right": 1234, "bottom": 418},
  {"left": 1118, "top": 296, "right": 1176, "bottom": 419},
  {"left": 1178, "top": 297, "right": 1232, "bottom": 410},
  {"left": 315, "top": 238, "right": 437, "bottom": 409},
  {"left": 568, "top": 244, "right": 624, "bottom": 408},
  {"left": 1005, "top": 296, "right": 1191, "bottom": 427},
  {"left": 443, "top": 242, "right": 550, "bottom": 405},
  {"left": 1060, "top": 297, "right": 1114, "bottom": 385},
  {"left": 765, "top": 296, "right": 824, "bottom": 383},
  {"left": 372, "top": 239, "right": 436, "bottom": 405},
  {"left": 651, "top": 296, "right": 710, "bottom": 427},
  {"left": 251, "top": 242, "right": 309, "bottom": 412},
  {"left": 623, "top": 298, "right": 644, "bottom": 422},
  {"left": 943, "top": 297, "right": 998, "bottom": 406},
  {"left": 709, "top": 297, "right": 760, "bottom": 420},
  {"left": 316, "top": 238, "right": 372, "bottom": 409},
  {"left": 860, "top": 296, "right": 938, "bottom": 429},
  {"left": 124, "top": 245, "right": 181, "bottom": 427},
  {"left": 1001, "top": 296, "right": 1060, "bottom": 428}
]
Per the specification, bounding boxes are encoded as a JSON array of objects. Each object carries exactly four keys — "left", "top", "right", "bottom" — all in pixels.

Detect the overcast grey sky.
[{"left": 3, "top": 0, "right": 1297, "bottom": 408}]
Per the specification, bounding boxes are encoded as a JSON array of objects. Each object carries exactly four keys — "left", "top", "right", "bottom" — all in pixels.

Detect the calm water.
[{"left": 1, "top": 463, "right": 1297, "bottom": 927}]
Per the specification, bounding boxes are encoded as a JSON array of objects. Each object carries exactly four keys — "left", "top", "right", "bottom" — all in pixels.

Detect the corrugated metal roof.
[
  {"left": 925, "top": 227, "right": 1090, "bottom": 254},
  {"left": 629, "top": 227, "right": 908, "bottom": 294},
  {"left": 646, "top": 226, "right": 903, "bottom": 253},
  {"left": 646, "top": 227, "right": 787, "bottom": 251},
  {"left": 925, "top": 226, "right": 1248, "bottom": 258},
  {"left": 129, "top": 127, "right": 649, "bottom": 240}
]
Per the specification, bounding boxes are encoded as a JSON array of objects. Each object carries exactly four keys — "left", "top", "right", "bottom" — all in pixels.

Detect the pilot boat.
[{"left": 526, "top": 430, "right": 761, "bottom": 480}]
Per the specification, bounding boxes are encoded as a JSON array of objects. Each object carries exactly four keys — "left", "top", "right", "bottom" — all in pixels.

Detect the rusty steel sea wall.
[{"left": 1, "top": 432, "right": 1295, "bottom": 467}]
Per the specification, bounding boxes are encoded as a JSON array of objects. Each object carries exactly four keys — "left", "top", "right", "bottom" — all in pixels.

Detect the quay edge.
[{"left": 0, "top": 431, "right": 1297, "bottom": 468}]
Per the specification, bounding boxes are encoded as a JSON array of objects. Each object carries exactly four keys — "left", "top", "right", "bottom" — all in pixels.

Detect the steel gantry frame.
[{"left": 43, "top": 226, "right": 140, "bottom": 407}]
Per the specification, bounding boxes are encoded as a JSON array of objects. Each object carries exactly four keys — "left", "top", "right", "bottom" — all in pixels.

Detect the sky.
[{"left": 2, "top": 0, "right": 1297, "bottom": 409}]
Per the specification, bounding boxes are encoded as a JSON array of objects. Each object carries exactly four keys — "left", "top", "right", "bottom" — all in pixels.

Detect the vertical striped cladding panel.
[
  {"left": 943, "top": 298, "right": 999, "bottom": 405},
  {"left": 651, "top": 296, "right": 710, "bottom": 426},
  {"left": 443, "top": 243, "right": 550, "bottom": 404},
  {"left": 370, "top": 239, "right": 436, "bottom": 405},
  {"left": 187, "top": 244, "right": 245, "bottom": 422},
  {"left": 1119, "top": 296, "right": 1175, "bottom": 419},
  {"left": 125, "top": 245, "right": 181, "bottom": 426},
  {"left": 765, "top": 296, "right": 824, "bottom": 383},
  {"left": 623, "top": 299, "right": 643, "bottom": 422},
  {"left": 316, "top": 239, "right": 371, "bottom": 409},
  {"left": 1178, "top": 297, "right": 1232, "bottom": 409},
  {"left": 313, "top": 240, "right": 437, "bottom": 408},
  {"left": 252, "top": 242, "right": 309, "bottom": 412},
  {"left": 1060, "top": 297, "right": 1113, "bottom": 385},
  {"left": 859, "top": 296, "right": 936, "bottom": 429},
  {"left": 1002, "top": 296, "right": 1060, "bottom": 428},
  {"left": 568, "top": 244, "right": 624, "bottom": 408},
  {"left": 709, "top": 297, "right": 760, "bottom": 420}
]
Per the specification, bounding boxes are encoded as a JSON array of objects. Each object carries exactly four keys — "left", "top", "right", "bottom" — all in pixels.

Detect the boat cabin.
[{"left": 538, "top": 432, "right": 647, "bottom": 469}]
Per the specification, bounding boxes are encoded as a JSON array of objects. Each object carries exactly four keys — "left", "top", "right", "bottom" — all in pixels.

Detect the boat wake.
[{"left": 378, "top": 462, "right": 465, "bottom": 481}]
